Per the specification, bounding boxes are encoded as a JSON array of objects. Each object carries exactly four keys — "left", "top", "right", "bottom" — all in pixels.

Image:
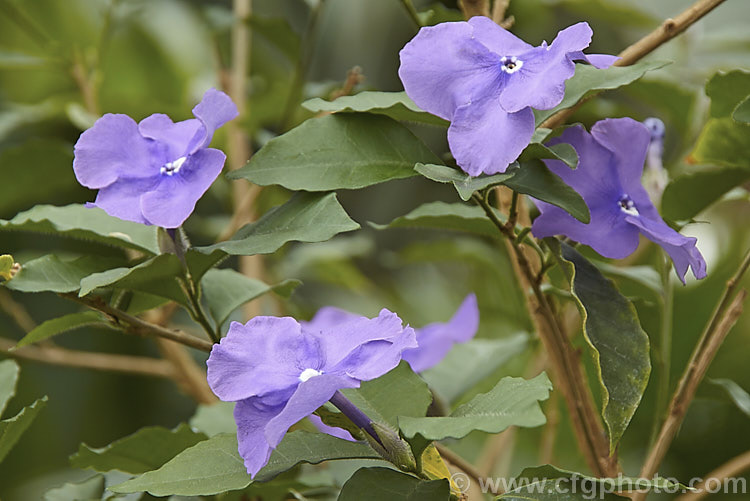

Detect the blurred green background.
[{"left": 1, "top": 0, "right": 749, "bottom": 499}]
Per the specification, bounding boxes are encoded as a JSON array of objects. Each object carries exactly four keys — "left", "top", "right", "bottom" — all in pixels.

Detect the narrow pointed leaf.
[
  {"left": 371, "top": 201, "right": 501, "bottom": 238},
  {"left": 711, "top": 378, "right": 750, "bottom": 418},
  {"left": 0, "top": 396, "right": 48, "bottom": 463},
  {"left": 228, "top": 113, "right": 441, "bottom": 191},
  {"left": 0, "top": 204, "right": 159, "bottom": 254},
  {"left": 414, "top": 163, "right": 514, "bottom": 201},
  {"left": 338, "top": 467, "right": 450, "bottom": 501},
  {"left": 302, "top": 91, "right": 448, "bottom": 126},
  {"left": 15, "top": 312, "right": 106, "bottom": 349},
  {"left": 110, "top": 431, "right": 380, "bottom": 496},
  {"left": 5, "top": 255, "right": 125, "bottom": 293},
  {"left": 198, "top": 193, "right": 359, "bottom": 256},
  {"left": 399, "top": 373, "right": 552, "bottom": 441},
  {"left": 554, "top": 242, "right": 650, "bottom": 453},
  {"left": 70, "top": 423, "right": 206, "bottom": 474},
  {"left": 0, "top": 360, "right": 20, "bottom": 416}
]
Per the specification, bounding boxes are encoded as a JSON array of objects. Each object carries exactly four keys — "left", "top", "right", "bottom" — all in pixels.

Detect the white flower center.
[
  {"left": 619, "top": 195, "right": 640, "bottom": 216},
  {"left": 500, "top": 56, "right": 524, "bottom": 74},
  {"left": 160, "top": 156, "right": 187, "bottom": 176},
  {"left": 299, "top": 368, "right": 323, "bottom": 382}
]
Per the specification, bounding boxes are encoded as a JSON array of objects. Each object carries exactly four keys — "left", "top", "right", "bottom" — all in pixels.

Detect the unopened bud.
[
  {"left": 366, "top": 422, "right": 418, "bottom": 474},
  {"left": 642, "top": 117, "right": 668, "bottom": 204}
]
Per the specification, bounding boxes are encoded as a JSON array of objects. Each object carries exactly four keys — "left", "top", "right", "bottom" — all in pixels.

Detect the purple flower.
[
  {"left": 398, "top": 18, "right": 616, "bottom": 176},
  {"left": 531, "top": 118, "right": 707, "bottom": 284},
  {"left": 305, "top": 293, "right": 479, "bottom": 373},
  {"left": 73, "top": 89, "right": 238, "bottom": 228},
  {"left": 206, "top": 311, "right": 417, "bottom": 477}
]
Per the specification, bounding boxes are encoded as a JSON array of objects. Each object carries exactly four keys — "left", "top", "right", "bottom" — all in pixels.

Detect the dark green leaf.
[
  {"left": 505, "top": 161, "right": 590, "bottom": 223},
  {"left": 518, "top": 142, "right": 578, "bottom": 169},
  {"left": 705, "top": 70, "right": 750, "bottom": 118},
  {"left": 189, "top": 402, "right": 236, "bottom": 437},
  {"left": 15, "top": 311, "right": 106, "bottom": 349},
  {"left": 534, "top": 61, "right": 669, "bottom": 126},
  {"left": 228, "top": 114, "right": 441, "bottom": 191},
  {"left": 690, "top": 117, "right": 750, "bottom": 169},
  {"left": 43, "top": 475, "right": 105, "bottom": 501},
  {"left": 201, "top": 268, "right": 301, "bottom": 327},
  {"left": 733, "top": 95, "right": 750, "bottom": 124},
  {"left": 371, "top": 201, "right": 501, "bottom": 238},
  {"left": 0, "top": 205, "right": 159, "bottom": 254},
  {"left": 555, "top": 242, "right": 650, "bottom": 453},
  {"left": 198, "top": 193, "right": 360, "bottom": 256},
  {"left": 70, "top": 423, "right": 206, "bottom": 474},
  {"left": 110, "top": 431, "right": 380, "bottom": 496},
  {"left": 421, "top": 334, "right": 529, "bottom": 403},
  {"left": 662, "top": 166, "right": 750, "bottom": 221},
  {"left": 0, "top": 360, "right": 20, "bottom": 416},
  {"left": 5, "top": 255, "right": 125, "bottom": 293},
  {"left": 414, "top": 163, "right": 514, "bottom": 201},
  {"left": 0, "top": 396, "right": 48, "bottom": 463},
  {"left": 399, "top": 373, "right": 552, "bottom": 441},
  {"left": 711, "top": 378, "right": 750, "bottom": 418},
  {"left": 343, "top": 362, "right": 432, "bottom": 428},
  {"left": 302, "top": 92, "right": 448, "bottom": 127},
  {"left": 338, "top": 467, "right": 450, "bottom": 501}
]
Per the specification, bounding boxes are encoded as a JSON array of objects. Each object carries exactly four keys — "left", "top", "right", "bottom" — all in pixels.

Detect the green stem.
[
  {"left": 185, "top": 277, "right": 220, "bottom": 344},
  {"left": 399, "top": 0, "right": 422, "bottom": 28},
  {"left": 650, "top": 251, "right": 674, "bottom": 445}
]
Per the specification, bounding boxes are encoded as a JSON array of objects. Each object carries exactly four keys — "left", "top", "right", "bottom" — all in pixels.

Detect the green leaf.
[
  {"left": 5, "top": 255, "right": 125, "bottom": 293},
  {"left": 414, "top": 163, "right": 515, "bottom": 202},
  {"left": 0, "top": 205, "right": 159, "bottom": 254},
  {"left": 70, "top": 423, "right": 207, "bottom": 474},
  {"left": 343, "top": 362, "right": 433, "bottom": 429},
  {"left": 227, "top": 114, "right": 441, "bottom": 191},
  {"left": 302, "top": 92, "right": 448, "bottom": 127},
  {"left": 421, "top": 334, "right": 529, "bottom": 403},
  {"left": 198, "top": 192, "right": 360, "bottom": 256},
  {"left": 518, "top": 142, "right": 578, "bottom": 169},
  {"left": 662, "top": 166, "right": 750, "bottom": 221},
  {"left": 0, "top": 396, "right": 48, "bottom": 463},
  {"left": 338, "top": 467, "right": 450, "bottom": 501},
  {"left": 505, "top": 161, "right": 590, "bottom": 223},
  {"left": 399, "top": 373, "right": 552, "bottom": 441},
  {"left": 705, "top": 70, "right": 750, "bottom": 118},
  {"left": 554, "top": 242, "right": 650, "bottom": 453},
  {"left": 417, "top": 3, "right": 464, "bottom": 26},
  {"left": 189, "top": 401, "right": 236, "bottom": 437},
  {"left": 15, "top": 311, "right": 106, "bottom": 349},
  {"left": 498, "top": 464, "right": 683, "bottom": 500},
  {"left": 201, "top": 268, "right": 301, "bottom": 327},
  {"left": 534, "top": 61, "right": 669, "bottom": 126},
  {"left": 0, "top": 360, "right": 20, "bottom": 416},
  {"left": 733, "top": 95, "right": 750, "bottom": 124},
  {"left": 110, "top": 431, "right": 380, "bottom": 496},
  {"left": 690, "top": 117, "right": 750, "bottom": 168},
  {"left": 78, "top": 254, "right": 188, "bottom": 305},
  {"left": 371, "top": 201, "right": 501, "bottom": 238},
  {"left": 711, "top": 378, "right": 750, "bottom": 418},
  {"left": 44, "top": 475, "right": 105, "bottom": 501}
]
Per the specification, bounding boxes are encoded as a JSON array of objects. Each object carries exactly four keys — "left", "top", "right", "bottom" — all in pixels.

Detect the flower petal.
[
  {"left": 308, "top": 414, "right": 356, "bottom": 442},
  {"left": 139, "top": 147, "right": 226, "bottom": 228},
  {"left": 448, "top": 99, "right": 534, "bottom": 175},
  {"left": 625, "top": 215, "right": 707, "bottom": 284},
  {"left": 313, "top": 309, "right": 417, "bottom": 381},
  {"left": 138, "top": 114, "right": 203, "bottom": 161},
  {"left": 578, "top": 53, "right": 619, "bottom": 69},
  {"left": 498, "top": 22, "right": 593, "bottom": 113},
  {"left": 590, "top": 118, "right": 651, "bottom": 195},
  {"left": 263, "top": 374, "right": 360, "bottom": 458},
  {"left": 468, "top": 16, "right": 533, "bottom": 55},
  {"left": 207, "top": 317, "right": 319, "bottom": 402},
  {"left": 303, "top": 307, "right": 360, "bottom": 331},
  {"left": 402, "top": 293, "right": 479, "bottom": 373},
  {"left": 398, "top": 21, "right": 503, "bottom": 121},
  {"left": 234, "top": 397, "right": 286, "bottom": 477},
  {"left": 187, "top": 88, "right": 239, "bottom": 153},
  {"left": 73, "top": 114, "right": 155, "bottom": 189},
  {"left": 88, "top": 176, "right": 160, "bottom": 225}
]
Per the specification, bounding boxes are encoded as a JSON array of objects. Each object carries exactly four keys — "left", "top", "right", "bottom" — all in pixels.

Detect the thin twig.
[
  {"left": 675, "top": 449, "right": 750, "bottom": 501},
  {"left": 436, "top": 443, "right": 499, "bottom": 496},
  {"left": 62, "top": 294, "right": 213, "bottom": 352},
  {"left": 491, "top": 0, "right": 513, "bottom": 28},
  {"left": 0, "top": 289, "right": 37, "bottom": 333},
  {"left": 540, "top": 0, "right": 727, "bottom": 130},
  {"left": 473, "top": 193, "right": 617, "bottom": 477},
  {"left": 636, "top": 289, "right": 747, "bottom": 496},
  {"left": 459, "top": 0, "right": 490, "bottom": 19},
  {"left": 0, "top": 336, "right": 174, "bottom": 379}
]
